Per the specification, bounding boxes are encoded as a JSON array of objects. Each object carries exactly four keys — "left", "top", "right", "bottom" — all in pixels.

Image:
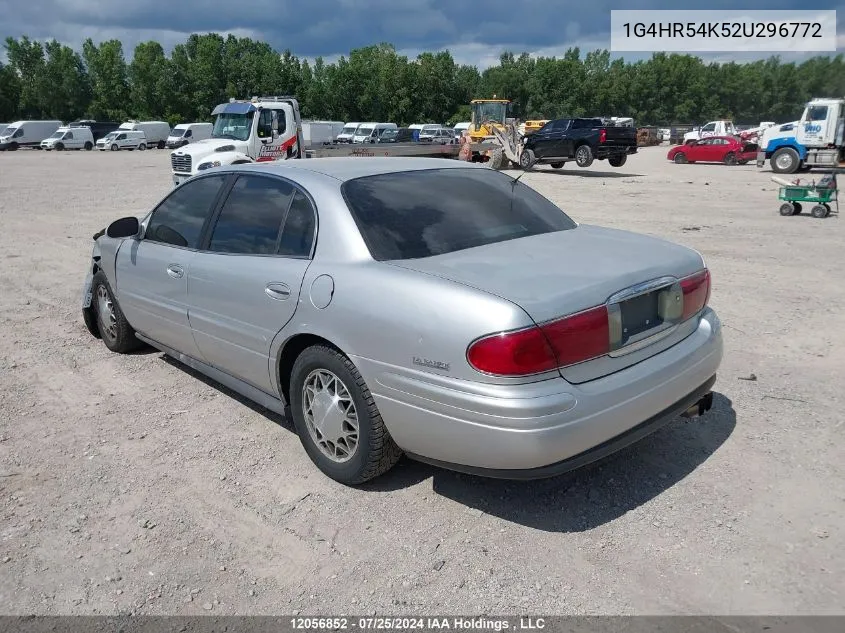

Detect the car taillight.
[
  {"left": 466, "top": 305, "right": 610, "bottom": 376},
  {"left": 466, "top": 326, "right": 558, "bottom": 376},
  {"left": 681, "top": 269, "right": 711, "bottom": 320},
  {"left": 599, "top": 129, "right": 607, "bottom": 143}
]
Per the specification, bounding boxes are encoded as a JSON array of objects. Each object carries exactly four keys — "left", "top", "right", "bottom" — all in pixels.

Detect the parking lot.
[{"left": 0, "top": 147, "right": 843, "bottom": 615}]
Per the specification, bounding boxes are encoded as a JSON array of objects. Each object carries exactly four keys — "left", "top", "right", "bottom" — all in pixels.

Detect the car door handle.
[
  {"left": 265, "top": 283, "right": 291, "bottom": 300},
  {"left": 166, "top": 264, "right": 184, "bottom": 279}
]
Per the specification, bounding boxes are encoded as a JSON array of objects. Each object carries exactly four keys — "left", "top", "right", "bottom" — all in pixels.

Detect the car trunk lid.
[{"left": 389, "top": 224, "right": 707, "bottom": 383}]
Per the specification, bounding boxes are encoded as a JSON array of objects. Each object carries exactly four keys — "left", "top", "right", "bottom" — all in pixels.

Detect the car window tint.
[
  {"left": 278, "top": 190, "right": 316, "bottom": 257},
  {"left": 146, "top": 175, "right": 226, "bottom": 249},
  {"left": 342, "top": 168, "right": 577, "bottom": 261},
  {"left": 208, "top": 175, "right": 295, "bottom": 255}
]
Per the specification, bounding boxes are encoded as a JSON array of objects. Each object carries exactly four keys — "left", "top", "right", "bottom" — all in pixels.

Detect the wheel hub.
[
  {"left": 96, "top": 285, "right": 117, "bottom": 341},
  {"left": 302, "top": 369, "right": 359, "bottom": 463}
]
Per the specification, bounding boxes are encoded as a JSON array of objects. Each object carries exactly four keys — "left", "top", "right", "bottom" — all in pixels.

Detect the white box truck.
[
  {"left": 0, "top": 120, "right": 62, "bottom": 150},
  {"left": 166, "top": 122, "right": 213, "bottom": 148},
  {"left": 118, "top": 121, "right": 172, "bottom": 149}
]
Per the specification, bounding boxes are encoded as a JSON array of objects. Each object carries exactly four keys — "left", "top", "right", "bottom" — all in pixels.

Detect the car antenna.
[{"left": 510, "top": 167, "right": 530, "bottom": 189}]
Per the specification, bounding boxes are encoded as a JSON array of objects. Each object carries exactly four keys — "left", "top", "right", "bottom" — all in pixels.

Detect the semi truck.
[
  {"left": 756, "top": 98, "right": 845, "bottom": 174},
  {"left": 170, "top": 96, "right": 460, "bottom": 187}
]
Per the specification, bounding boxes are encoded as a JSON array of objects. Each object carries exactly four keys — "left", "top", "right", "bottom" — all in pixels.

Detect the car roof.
[{"left": 232, "top": 157, "right": 487, "bottom": 182}]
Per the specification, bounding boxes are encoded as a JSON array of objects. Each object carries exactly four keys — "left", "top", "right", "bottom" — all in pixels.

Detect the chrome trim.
[
  {"left": 606, "top": 276, "right": 681, "bottom": 352},
  {"left": 606, "top": 276, "right": 677, "bottom": 304}
]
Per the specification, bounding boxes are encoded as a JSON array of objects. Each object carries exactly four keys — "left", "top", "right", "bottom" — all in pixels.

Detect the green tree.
[
  {"left": 0, "top": 60, "right": 21, "bottom": 121},
  {"left": 130, "top": 41, "right": 170, "bottom": 119},
  {"left": 82, "top": 39, "right": 130, "bottom": 120},
  {"left": 38, "top": 40, "right": 91, "bottom": 121},
  {"left": 4, "top": 36, "right": 45, "bottom": 117}
]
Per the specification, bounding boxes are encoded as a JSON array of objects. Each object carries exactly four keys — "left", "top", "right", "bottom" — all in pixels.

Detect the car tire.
[
  {"left": 574, "top": 144, "right": 594, "bottom": 167},
  {"left": 138, "top": 143, "right": 147, "bottom": 151},
  {"left": 82, "top": 303, "right": 101, "bottom": 339},
  {"left": 792, "top": 202, "right": 803, "bottom": 215},
  {"left": 608, "top": 154, "right": 627, "bottom": 167},
  {"left": 779, "top": 203, "right": 795, "bottom": 216},
  {"left": 771, "top": 147, "right": 799, "bottom": 174},
  {"left": 111, "top": 144, "right": 119, "bottom": 152},
  {"left": 811, "top": 204, "right": 829, "bottom": 218},
  {"left": 157, "top": 141, "right": 166, "bottom": 149},
  {"left": 488, "top": 147, "right": 505, "bottom": 170},
  {"left": 673, "top": 152, "right": 687, "bottom": 164},
  {"left": 519, "top": 148, "right": 535, "bottom": 169},
  {"left": 289, "top": 344, "right": 403, "bottom": 485},
  {"left": 84, "top": 141, "right": 93, "bottom": 151},
  {"left": 9, "top": 142, "right": 18, "bottom": 151},
  {"left": 55, "top": 142, "right": 65, "bottom": 151},
  {"left": 91, "top": 271, "right": 141, "bottom": 354},
  {"left": 723, "top": 152, "right": 737, "bottom": 166},
  {"left": 549, "top": 162, "right": 564, "bottom": 169}
]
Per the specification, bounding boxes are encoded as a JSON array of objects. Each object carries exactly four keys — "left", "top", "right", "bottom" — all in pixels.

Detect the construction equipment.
[
  {"left": 521, "top": 119, "right": 550, "bottom": 136},
  {"left": 468, "top": 98, "right": 512, "bottom": 143},
  {"left": 637, "top": 127, "right": 662, "bottom": 146}
]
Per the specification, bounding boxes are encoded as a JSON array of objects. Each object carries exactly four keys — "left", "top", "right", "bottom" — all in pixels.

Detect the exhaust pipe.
[{"left": 682, "top": 392, "right": 714, "bottom": 418}]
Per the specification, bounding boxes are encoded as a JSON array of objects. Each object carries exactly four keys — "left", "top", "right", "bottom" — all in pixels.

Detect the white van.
[
  {"left": 40, "top": 126, "right": 95, "bottom": 151},
  {"left": 0, "top": 120, "right": 62, "bottom": 150},
  {"left": 166, "top": 122, "right": 213, "bottom": 148},
  {"left": 353, "top": 122, "right": 398, "bottom": 143},
  {"left": 118, "top": 121, "right": 171, "bottom": 148},
  {"left": 453, "top": 122, "right": 471, "bottom": 135},
  {"left": 96, "top": 130, "right": 148, "bottom": 151},
  {"left": 336, "top": 122, "right": 360, "bottom": 143}
]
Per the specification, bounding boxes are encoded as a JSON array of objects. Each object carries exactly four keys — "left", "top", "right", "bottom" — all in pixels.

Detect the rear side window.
[
  {"left": 145, "top": 175, "right": 226, "bottom": 248},
  {"left": 208, "top": 175, "right": 295, "bottom": 255},
  {"left": 278, "top": 191, "right": 317, "bottom": 257},
  {"left": 342, "top": 168, "right": 576, "bottom": 261}
]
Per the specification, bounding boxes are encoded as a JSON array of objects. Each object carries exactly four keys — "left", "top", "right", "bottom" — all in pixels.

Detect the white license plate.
[{"left": 82, "top": 272, "right": 93, "bottom": 309}]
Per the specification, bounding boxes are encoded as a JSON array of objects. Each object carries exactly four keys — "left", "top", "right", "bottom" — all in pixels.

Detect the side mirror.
[{"left": 106, "top": 216, "right": 140, "bottom": 239}]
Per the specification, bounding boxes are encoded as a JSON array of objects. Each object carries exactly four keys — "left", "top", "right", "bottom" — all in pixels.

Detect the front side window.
[
  {"left": 701, "top": 123, "right": 716, "bottom": 132},
  {"left": 65, "top": 131, "right": 73, "bottom": 140},
  {"left": 13, "top": 128, "right": 23, "bottom": 138},
  {"left": 145, "top": 175, "right": 226, "bottom": 249},
  {"left": 342, "top": 168, "right": 576, "bottom": 261},
  {"left": 184, "top": 129, "right": 192, "bottom": 138},
  {"left": 208, "top": 175, "right": 295, "bottom": 255},
  {"left": 807, "top": 106, "right": 828, "bottom": 122}
]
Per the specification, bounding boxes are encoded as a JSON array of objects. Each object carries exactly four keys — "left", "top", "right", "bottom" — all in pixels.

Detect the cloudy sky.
[{"left": 0, "top": 0, "right": 842, "bottom": 67}]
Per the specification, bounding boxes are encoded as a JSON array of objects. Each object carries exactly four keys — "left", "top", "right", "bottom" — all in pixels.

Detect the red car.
[{"left": 667, "top": 136, "right": 758, "bottom": 165}]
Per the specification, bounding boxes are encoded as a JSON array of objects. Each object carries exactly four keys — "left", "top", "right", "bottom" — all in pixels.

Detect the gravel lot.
[{"left": 0, "top": 146, "right": 843, "bottom": 616}]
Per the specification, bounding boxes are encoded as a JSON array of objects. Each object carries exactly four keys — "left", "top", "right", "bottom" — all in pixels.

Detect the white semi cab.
[
  {"left": 170, "top": 96, "right": 304, "bottom": 187},
  {"left": 97, "top": 130, "right": 147, "bottom": 151},
  {"left": 166, "top": 122, "right": 213, "bottom": 148},
  {"left": 40, "top": 126, "right": 95, "bottom": 151},
  {"left": 0, "top": 120, "right": 62, "bottom": 150},
  {"left": 119, "top": 121, "right": 171, "bottom": 149},
  {"left": 684, "top": 120, "right": 737, "bottom": 143},
  {"left": 756, "top": 98, "right": 845, "bottom": 173}
]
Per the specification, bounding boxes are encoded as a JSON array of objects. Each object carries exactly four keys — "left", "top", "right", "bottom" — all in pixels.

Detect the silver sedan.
[{"left": 81, "top": 158, "right": 723, "bottom": 485}]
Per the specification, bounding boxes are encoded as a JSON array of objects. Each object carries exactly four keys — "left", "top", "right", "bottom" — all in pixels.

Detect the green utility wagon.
[{"left": 778, "top": 172, "right": 838, "bottom": 218}]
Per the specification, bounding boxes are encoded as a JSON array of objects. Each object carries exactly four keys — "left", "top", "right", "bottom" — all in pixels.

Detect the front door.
[
  {"left": 115, "top": 173, "right": 227, "bottom": 358},
  {"left": 187, "top": 173, "right": 317, "bottom": 394}
]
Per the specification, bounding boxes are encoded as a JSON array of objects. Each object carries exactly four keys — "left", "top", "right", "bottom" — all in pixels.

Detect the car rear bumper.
[{"left": 361, "top": 308, "right": 722, "bottom": 476}]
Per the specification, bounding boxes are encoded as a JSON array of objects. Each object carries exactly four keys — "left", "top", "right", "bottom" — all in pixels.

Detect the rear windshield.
[{"left": 341, "top": 168, "right": 577, "bottom": 261}]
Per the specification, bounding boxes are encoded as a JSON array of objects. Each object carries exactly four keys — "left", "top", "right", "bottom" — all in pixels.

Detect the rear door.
[
  {"left": 115, "top": 173, "right": 228, "bottom": 358},
  {"left": 187, "top": 173, "right": 317, "bottom": 394}
]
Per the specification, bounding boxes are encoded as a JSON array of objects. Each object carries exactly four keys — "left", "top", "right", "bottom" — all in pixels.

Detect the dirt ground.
[{"left": 0, "top": 146, "right": 843, "bottom": 616}]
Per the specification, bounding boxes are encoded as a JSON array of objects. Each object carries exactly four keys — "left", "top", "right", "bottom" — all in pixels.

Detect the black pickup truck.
[{"left": 520, "top": 118, "right": 638, "bottom": 169}]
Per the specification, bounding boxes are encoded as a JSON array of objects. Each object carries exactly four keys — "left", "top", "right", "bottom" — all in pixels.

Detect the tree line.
[{"left": 2, "top": 34, "right": 845, "bottom": 127}]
